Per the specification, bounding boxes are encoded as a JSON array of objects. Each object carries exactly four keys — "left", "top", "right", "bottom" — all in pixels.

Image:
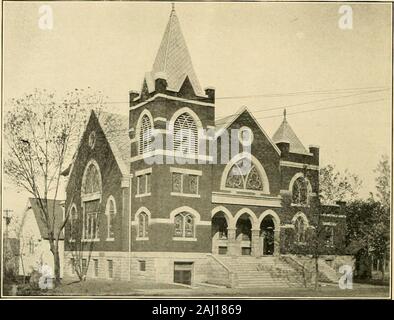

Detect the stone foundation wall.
[{"left": 63, "top": 251, "right": 210, "bottom": 284}]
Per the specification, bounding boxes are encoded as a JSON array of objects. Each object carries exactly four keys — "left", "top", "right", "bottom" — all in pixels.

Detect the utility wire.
[
  {"left": 7, "top": 85, "right": 389, "bottom": 106},
  {"left": 252, "top": 98, "right": 388, "bottom": 121},
  {"left": 215, "top": 89, "right": 388, "bottom": 122}
]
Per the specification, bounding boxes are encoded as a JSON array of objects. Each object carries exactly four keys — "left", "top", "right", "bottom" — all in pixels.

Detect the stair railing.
[{"left": 206, "top": 254, "right": 237, "bottom": 288}]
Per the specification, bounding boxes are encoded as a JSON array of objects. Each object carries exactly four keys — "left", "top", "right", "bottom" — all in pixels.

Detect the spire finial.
[
  {"left": 283, "top": 108, "right": 287, "bottom": 120},
  {"left": 171, "top": 2, "right": 175, "bottom": 12}
]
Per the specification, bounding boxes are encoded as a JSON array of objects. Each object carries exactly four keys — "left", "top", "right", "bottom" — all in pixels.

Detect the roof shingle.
[{"left": 148, "top": 8, "right": 204, "bottom": 96}]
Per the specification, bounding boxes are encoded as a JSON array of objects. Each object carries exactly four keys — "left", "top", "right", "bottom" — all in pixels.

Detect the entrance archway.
[
  {"left": 260, "top": 216, "right": 275, "bottom": 255},
  {"left": 236, "top": 213, "right": 253, "bottom": 255},
  {"left": 211, "top": 212, "right": 229, "bottom": 255}
]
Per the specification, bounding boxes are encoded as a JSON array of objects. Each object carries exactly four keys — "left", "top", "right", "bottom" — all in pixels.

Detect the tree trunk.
[
  {"left": 53, "top": 248, "right": 61, "bottom": 285},
  {"left": 49, "top": 240, "right": 61, "bottom": 286},
  {"left": 381, "top": 258, "right": 385, "bottom": 282}
]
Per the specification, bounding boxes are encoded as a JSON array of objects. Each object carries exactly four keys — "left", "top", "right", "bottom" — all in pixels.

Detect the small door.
[{"left": 174, "top": 262, "right": 193, "bottom": 285}]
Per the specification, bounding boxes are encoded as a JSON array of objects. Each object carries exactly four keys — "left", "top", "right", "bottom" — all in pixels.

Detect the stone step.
[{"left": 213, "top": 254, "right": 304, "bottom": 288}]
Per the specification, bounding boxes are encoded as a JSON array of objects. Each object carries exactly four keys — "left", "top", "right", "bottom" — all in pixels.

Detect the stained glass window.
[
  {"left": 188, "top": 175, "right": 198, "bottom": 194},
  {"left": 294, "top": 217, "right": 306, "bottom": 243},
  {"left": 138, "top": 212, "right": 149, "bottom": 238},
  {"left": 174, "top": 212, "right": 195, "bottom": 238},
  {"left": 225, "top": 159, "right": 263, "bottom": 191},
  {"left": 83, "top": 163, "right": 101, "bottom": 194},
  {"left": 107, "top": 198, "right": 116, "bottom": 239},
  {"left": 172, "top": 173, "right": 182, "bottom": 193},
  {"left": 84, "top": 200, "right": 99, "bottom": 240},
  {"left": 138, "top": 175, "right": 145, "bottom": 195},
  {"left": 292, "top": 177, "right": 309, "bottom": 205},
  {"left": 174, "top": 214, "right": 184, "bottom": 237}
]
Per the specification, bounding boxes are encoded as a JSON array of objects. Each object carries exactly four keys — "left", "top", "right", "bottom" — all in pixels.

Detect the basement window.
[{"left": 139, "top": 260, "right": 146, "bottom": 272}]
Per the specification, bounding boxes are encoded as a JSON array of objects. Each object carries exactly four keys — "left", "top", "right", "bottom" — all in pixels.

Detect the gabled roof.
[
  {"left": 62, "top": 110, "right": 130, "bottom": 180},
  {"left": 215, "top": 106, "right": 281, "bottom": 155},
  {"left": 28, "top": 198, "right": 64, "bottom": 240},
  {"left": 96, "top": 111, "right": 130, "bottom": 176},
  {"left": 148, "top": 7, "right": 204, "bottom": 96},
  {"left": 272, "top": 111, "right": 309, "bottom": 154}
]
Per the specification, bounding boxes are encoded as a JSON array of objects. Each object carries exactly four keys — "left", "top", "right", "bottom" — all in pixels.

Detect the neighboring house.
[
  {"left": 62, "top": 7, "right": 349, "bottom": 287},
  {"left": 18, "top": 198, "right": 65, "bottom": 278}
]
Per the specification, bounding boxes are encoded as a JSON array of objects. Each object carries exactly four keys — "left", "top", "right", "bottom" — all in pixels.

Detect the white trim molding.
[
  {"left": 321, "top": 214, "right": 346, "bottom": 219},
  {"left": 212, "top": 191, "right": 282, "bottom": 208},
  {"left": 280, "top": 160, "right": 319, "bottom": 170},
  {"left": 172, "top": 237, "right": 198, "bottom": 242},
  {"left": 171, "top": 192, "right": 201, "bottom": 198},
  {"left": 170, "top": 167, "right": 202, "bottom": 176},
  {"left": 135, "top": 167, "right": 152, "bottom": 177},
  {"left": 323, "top": 222, "right": 337, "bottom": 226},
  {"left": 130, "top": 150, "right": 213, "bottom": 163},
  {"left": 211, "top": 206, "right": 233, "bottom": 225},
  {"left": 130, "top": 93, "right": 215, "bottom": 111},
  {"left": 281, "top": 224, "right": 295, "bottom": 229}
]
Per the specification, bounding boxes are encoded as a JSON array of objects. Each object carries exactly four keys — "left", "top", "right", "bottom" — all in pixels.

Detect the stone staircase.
[
  {"left": 214, "top": 255, "right": 304, "bottom": 288},
  {"left": 317, "top": 259, "right": 341, "bottom": 283}
]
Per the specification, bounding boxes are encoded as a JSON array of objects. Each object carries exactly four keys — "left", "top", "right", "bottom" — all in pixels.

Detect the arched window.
[
  {"left": 106, "top": 197, "right": 116, "bottom": 240},
  {"left": 174, "top": 212, "right": 195, "bottom": 238},
  {"left": 138, "top": 114, "right": 153, "bottom": 154},
  {"left": 225, "top": 158, "right": 263, "bottom": 191},
  {"left": 70, "top": 206, "right": 78, "bottom": 240},
  {"left": 138, "top": 212, "right": 149, "bottom": 238},
  {"left": 173, "top": 113, "right": 198, "bottom": 155},
  {"left": 294, "top": 217, "right": 306, "bottom": 243},
  {"left": 292, "top": 176, "right": 309, "bottom": 205},
  {"left": 81, "top": 161, "right": 101, "bottom": 240},
  {"left": 83, "top": 163, "right": 101, "bottom": 194}
]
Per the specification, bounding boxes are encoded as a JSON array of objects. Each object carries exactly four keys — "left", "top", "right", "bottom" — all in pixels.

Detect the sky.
[{"left": 2, "top": 2, "right": 392, "bottom": 218}]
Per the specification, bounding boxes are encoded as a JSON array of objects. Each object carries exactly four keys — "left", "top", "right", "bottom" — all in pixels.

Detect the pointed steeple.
[
  {"left": 148, "top": 5, "right": 204, "bottom": 96},
  {"left": 272, "top": 109, "right": 308, "bottom": 154}
]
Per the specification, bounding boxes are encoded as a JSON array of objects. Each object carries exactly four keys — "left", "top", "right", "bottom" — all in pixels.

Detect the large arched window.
[
  {"left": 106, "top": 197, "right": 116, "bottom": 240},
  {"left": 173, "top": 113, "right": 198, "bottom": 155},
  {"left": 225, "top": 158, "right": 263, "bottom": 191},
  {"left": 83, "top": 163, "right": 101, "bottom": 194},
  {"left": 81, "top": 160, "right": 102, "bottom": 240},
  {"left": 292, "top": 176, "right": 309, "bottom": 205},
  {"left": 294, "top": 217, "right": 306, "bottom": 243},
  {"left": 138, "top": 114, "right": 153, "bottom": 154},
  {"left": 138, "top": 212, "right": 149, "bottom": 238},
  {"left": 174, "top": 212, "right": 195, "bottom": 238}
]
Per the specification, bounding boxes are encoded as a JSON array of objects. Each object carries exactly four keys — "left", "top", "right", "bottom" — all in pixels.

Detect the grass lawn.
[{"left": 5, "top": 278, "right": 390, "bottom": 298}]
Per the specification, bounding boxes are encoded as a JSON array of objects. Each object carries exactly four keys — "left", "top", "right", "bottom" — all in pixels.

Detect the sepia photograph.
[{"left": 0, "top": 0, "right": 392, "bottom": 301}]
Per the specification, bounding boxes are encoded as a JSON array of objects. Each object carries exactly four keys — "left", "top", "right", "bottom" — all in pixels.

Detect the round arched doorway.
[{"left": 260, "top": 216, "right": 275, "bottom": 255}]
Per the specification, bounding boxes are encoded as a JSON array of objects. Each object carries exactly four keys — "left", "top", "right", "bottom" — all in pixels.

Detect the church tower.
[{"left": 128, "top": 6, "right": 215, "bottom": 274}]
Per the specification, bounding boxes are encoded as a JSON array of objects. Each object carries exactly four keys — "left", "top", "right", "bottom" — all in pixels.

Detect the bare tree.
[
  {"left": 3, "top": 88, "right": 106, "bottom": 285},
  {"left": 67, "top": 196, "right": 100, "bottom": 282}
]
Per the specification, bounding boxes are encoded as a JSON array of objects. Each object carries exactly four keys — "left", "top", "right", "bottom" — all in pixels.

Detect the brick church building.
[{"left": 63, "top": 7, "right": 350, "bottom": 287}]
